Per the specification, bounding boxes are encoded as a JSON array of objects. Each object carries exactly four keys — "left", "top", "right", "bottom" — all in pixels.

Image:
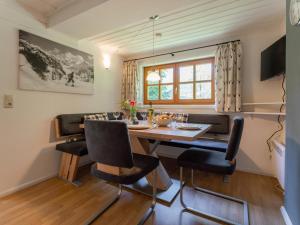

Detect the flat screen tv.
[{"left": 261, "top": 36, "right": 286, "bottom": 81}]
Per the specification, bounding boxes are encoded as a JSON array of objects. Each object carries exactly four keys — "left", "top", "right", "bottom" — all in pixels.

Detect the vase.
[{"left": 130, "top": 112, "right": 139, "bottom": 124}]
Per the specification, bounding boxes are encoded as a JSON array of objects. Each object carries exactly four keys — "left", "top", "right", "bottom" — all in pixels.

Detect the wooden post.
[
  {"left": 58, "top": 153, "right": 80, "bottom": 182},
  {"left": 67, "top": 155, "right": 80, "bottom": 182}
]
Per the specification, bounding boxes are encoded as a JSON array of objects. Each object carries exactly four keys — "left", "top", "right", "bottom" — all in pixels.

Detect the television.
[{"left": 260, "top": 36, "right": 286, "bottom": 81}]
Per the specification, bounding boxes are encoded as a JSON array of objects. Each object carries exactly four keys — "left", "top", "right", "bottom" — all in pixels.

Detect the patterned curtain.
[
  {"left": 121, "top": 61, "right": 137, "bottom": 101},
  {"left": 215, "top": 41, "right": 242, "bottom": 112}
]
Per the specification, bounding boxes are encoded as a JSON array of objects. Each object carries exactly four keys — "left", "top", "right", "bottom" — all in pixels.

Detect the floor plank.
[{"left": 0, "top": 158, "right": 284, "bottom": 225}]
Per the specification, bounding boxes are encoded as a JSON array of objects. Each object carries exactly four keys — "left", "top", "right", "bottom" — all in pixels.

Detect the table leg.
[{"left": 130, "top": 136, "right": 173, "bottom": 191}]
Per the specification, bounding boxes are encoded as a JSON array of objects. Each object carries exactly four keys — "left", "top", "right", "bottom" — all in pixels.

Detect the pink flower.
[{"left": 130, "top": 100, "right": 136, "bottom": 107}]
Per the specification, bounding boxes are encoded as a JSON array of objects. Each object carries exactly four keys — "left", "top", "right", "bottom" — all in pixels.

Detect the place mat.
[
  {"left": 176, "top": 125, "right": 202, "bottom": 130},
  {"left": 127, "top": 125, "right": 151, "bottom": 130}
]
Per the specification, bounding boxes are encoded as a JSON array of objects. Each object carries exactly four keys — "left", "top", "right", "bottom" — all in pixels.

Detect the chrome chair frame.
[
  {"left": 84, "top": 169, "right": 157, "bottom": 225},
  {"left": 179, "top": 167, "right": 249, "bottom": 225}
]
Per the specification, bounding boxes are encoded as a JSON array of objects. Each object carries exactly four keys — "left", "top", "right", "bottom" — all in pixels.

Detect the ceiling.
[
  {"left": 16, "top": 0, "right": 109, "bottom": 26},
  {"left": 17, "top": 0, "right": 75, "bottom": 17},
  {"left": 17, "top": 0, "right": 285, "bottom": 56}
]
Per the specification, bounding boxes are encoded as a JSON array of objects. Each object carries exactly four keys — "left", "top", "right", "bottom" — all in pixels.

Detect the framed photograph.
[{"left": 19, "top": 30, "right": 94, "bottom": 94}]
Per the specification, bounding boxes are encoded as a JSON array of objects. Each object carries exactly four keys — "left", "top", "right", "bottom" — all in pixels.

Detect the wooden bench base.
[{"left": 58, "top": 152, "right": 80, "bottom": 184}]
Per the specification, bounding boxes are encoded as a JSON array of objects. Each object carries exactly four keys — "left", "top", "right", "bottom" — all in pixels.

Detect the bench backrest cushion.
[
  {"left": 187, "top": 114, "right": 229, "bottom": 134},
  {"left": 56, "top": 112, "right": 123, "bottom": 137},
  {"left": 84, "top": 113, "right": 109, "bottom": 121},
  {"left": 56, "top": 112, "right": 229, "bottom": 137},
  {"left": 56, "top": 113, "right": 87, "bottom": 137}
]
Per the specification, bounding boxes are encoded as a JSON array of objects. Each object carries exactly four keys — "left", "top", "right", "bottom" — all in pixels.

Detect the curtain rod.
[{"left": 123, "top": 39, "right": 240, "bottom": 63}]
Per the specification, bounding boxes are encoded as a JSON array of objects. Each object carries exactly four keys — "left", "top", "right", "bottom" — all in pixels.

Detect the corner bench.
[{"left": 54, "top": 112, "right": 229, "bottom": 185}]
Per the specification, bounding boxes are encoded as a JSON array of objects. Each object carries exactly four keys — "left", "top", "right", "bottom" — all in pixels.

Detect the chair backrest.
[
  {"left": 84, "top": 120, "right": 134, "bottom": 168},
  {"left": 225, "top": 117, "right": 244, "bottom": 161}
]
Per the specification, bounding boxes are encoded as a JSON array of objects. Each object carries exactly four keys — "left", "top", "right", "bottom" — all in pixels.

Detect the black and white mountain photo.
[{"left": 19, "top": 30, "right": 94, "bottom": 94}]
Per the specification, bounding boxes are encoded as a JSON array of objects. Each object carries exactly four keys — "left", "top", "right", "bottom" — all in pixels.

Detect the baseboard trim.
[
  {"left": 0, "top": 173, "right": 57, "bottom": 198},
  {"left": 281, "top": 206, "right": 293, "bottom": 225},
  {"left": 0, "top": 160, "right": 93, "bottom": 199}
]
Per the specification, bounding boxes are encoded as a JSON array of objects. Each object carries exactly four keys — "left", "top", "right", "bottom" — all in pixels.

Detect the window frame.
[{"left": 143, "top": 57, "right": 215, "bottom": 105}]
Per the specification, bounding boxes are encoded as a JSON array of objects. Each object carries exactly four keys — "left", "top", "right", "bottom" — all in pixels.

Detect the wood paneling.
[{"left": 89, "top": 0, "right": 284, "bottom": 55}]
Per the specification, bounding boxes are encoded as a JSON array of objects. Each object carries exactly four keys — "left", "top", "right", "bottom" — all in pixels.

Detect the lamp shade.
[{"left": 146, "top": 70, "right": 160, "bottom": 82}]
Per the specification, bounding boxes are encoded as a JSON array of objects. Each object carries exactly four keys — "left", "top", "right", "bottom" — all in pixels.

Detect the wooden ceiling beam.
[{"left": 47, "top": 0, "right": 109, "bottom": 27}]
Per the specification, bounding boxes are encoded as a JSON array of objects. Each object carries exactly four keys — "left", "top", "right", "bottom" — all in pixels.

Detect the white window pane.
[
  {"left": 147, "top": 86, "right": 159, "bottom": 100},
  {"left": 161, "top": 85, "right": 173, "bottom": 100},
  {"left": 196, "top": 82, "right": 211, "bottom": 99},
  {"left": 179, "top": 66, "right": 193, "bottom": 82},
  {"left": 179, "top": 83, "right": 193, "bottom": 99},
  {"left": 147, "top": 69, "right": 159, "bottom": 85},
  {"left": 196, "top": 63, "right": 212, "bottom": 81},
  {"left": 160, "top": 68, "right": 173, "bottom": 84}
]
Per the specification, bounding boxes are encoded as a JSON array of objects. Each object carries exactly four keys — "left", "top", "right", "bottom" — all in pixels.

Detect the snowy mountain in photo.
[{"left": 18, "top": 30, "right": 94, "bottom": 95}]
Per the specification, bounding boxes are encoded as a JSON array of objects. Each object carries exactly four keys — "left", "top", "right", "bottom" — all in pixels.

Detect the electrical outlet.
[{"left": 3, "top": 95, "right": 13, "bottom": 108}]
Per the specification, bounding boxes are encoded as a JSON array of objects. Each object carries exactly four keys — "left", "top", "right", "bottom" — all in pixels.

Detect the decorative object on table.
[
  {"left": 127, "top": 124, "right": 151, "bottom": 130},
  {"left": 139, "top": 111, "right": 147, "bottom": 121},
  {"left": 155, "top": 114, "right": 172, "bottom": 127},
  {"left": 113, "top": 112, "right": 121, "bottom": 120},
  {"left": 121, "top": 99, "right": 130, "bottom": 119},
  {"left": 173, "top": 113, "right": 189, "bottom": 123},
  {"left": 147, "top": 101, "right": 154, "bottom": 124},
  {"left": 290, "top": 0, "right": 300, "bottom": 26},
  {"left": 215, "top": 41, "right": 242, "bottom": 112},
  {"left": 126, "top": 100, "right": 138, "bottom": 124},
  {"left": 176, "top": 124, "right": 201, "bottom": 130},
  {"left": 18, "top": 30, "right": 94, "bottom": 94}
]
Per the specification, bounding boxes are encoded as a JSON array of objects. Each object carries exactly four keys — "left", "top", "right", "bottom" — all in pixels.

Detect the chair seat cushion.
[
  {"left": 56, "top": 141, "right": 88, "bottom": 156},
  {"left": 177, "top": 148, "right": 236, "bottom": 175},
  {"left": 160, "top": 139, "right": 228, "bottom": 152},
  {"left": 91, "top": 153, "right": 159, "bottom": 185}
]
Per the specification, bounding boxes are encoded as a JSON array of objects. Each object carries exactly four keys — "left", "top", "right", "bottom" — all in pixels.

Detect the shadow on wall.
[
  {"left": 236, "top": 148, "right": 265, "bottom": 175},
  {"left": 49, "top": 119, "right": 59, "bottom": 143}
]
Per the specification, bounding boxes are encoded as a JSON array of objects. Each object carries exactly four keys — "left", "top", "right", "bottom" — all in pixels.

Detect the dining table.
[{"left": 80, "top": 121, "right": 211, "bottom": 204}]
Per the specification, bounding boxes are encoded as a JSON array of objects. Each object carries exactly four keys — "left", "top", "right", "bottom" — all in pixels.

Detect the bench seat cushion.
[
  {"left": 160, "top": 139, "right": 228, "bottom": 152},
  {"left": 56, "top": 141, "right": 88, "bottom": 156}
]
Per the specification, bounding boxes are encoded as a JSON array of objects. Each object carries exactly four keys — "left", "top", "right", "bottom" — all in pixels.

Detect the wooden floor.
[{"left": 0, "top": 157, "right": 284, "bottom": 225}]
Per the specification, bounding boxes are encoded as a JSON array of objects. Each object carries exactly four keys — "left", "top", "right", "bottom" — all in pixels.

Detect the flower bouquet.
[{"left": 121, "top": 99, "right": 138, "bottom": 124}]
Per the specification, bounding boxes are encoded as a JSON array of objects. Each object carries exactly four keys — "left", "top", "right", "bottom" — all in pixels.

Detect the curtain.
[
  {"left": 215, "top": 41, "right": 242, "bottom": 112},
  {"left": 121, "top": 61, "right": 137, "bottom": 101}
]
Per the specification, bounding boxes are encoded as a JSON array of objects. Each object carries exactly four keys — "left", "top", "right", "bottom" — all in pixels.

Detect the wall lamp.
[{"left": 102, "top": 53, "right": 111, "bottom": 70}]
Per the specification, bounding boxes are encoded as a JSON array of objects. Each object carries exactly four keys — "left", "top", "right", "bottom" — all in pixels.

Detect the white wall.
[
  {"left": 0, "top": 0, "right": 285, "bottom": 196},
  {"left": 132, "top": 20, "right": 286, "bottom": 176},
  {"left": 0, "top": 1, "right": 123, "bottom": 196}
]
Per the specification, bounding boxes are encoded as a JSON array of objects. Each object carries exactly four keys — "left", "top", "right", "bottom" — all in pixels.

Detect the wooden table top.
[
  {"left": 80, "top": 122, "right": 211, "bottom": 142},
  {"left": 128, "top": 123, "right": 211, "bottom": 141}
]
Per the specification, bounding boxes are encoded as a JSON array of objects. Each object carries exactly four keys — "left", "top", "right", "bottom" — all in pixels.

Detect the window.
[{"left": 143, "top": 58, "right": 215, "bottom": 105}]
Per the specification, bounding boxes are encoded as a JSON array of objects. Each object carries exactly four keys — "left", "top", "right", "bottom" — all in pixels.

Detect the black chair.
[
  {"left": 177, "top": 118, "right": 249, "bottom": 225},
  {"left": 84, "top": 120, "right": 159, "bottom": 225}
]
